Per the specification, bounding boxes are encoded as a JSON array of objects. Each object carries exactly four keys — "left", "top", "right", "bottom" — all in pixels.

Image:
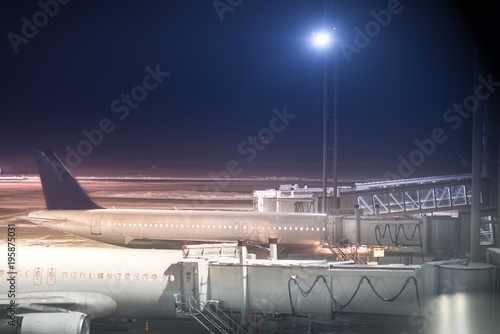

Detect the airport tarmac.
[{"left": 0, "top": 176, "right": 419, "bottom": 333}]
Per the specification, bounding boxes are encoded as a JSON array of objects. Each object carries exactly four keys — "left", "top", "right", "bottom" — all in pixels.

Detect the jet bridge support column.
[
  {"left": 355, "top": 205, "right": 361, "bottom": 244},
  {"left": 238, "top": 240, "right": 249, "bottom": 327},
  {"left": 269, "top": 238, "right": 278, "bottom": 260}
]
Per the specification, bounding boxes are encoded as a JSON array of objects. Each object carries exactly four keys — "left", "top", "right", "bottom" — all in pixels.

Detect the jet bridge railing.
[{"left": 355, "top": 182, "right": 474, "bottom": 216}]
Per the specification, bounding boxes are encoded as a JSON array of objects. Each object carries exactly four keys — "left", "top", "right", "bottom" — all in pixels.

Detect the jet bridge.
[
  {"left": 341, "top": 174, "right": 487, "bottom": 216},
  {"left": 253, "top": 174, "right": 492, "bottom": 217},
  {"left": 173, "top": 242, "right": 498, "bottom": 333}
]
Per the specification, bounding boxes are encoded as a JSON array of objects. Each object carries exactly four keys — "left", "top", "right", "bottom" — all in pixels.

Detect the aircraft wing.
[
  {"left": 0, "top": 295, "right": 75, "bottom": 312},
  {"left": 0, "top": 291, "right": 117, "bottom": 319}
]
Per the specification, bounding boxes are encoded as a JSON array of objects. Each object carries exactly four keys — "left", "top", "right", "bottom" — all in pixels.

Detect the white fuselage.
[
  {"left": 27, "top": 209, "right": 330, "bottom": 254},
  {"left": 0, "top": 247, "right": 183, "bottom": 320}
]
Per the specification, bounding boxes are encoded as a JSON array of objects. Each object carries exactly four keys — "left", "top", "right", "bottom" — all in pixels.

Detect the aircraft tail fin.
[{"left": 34, "top": 149, "right": 102, "bottom": 210}]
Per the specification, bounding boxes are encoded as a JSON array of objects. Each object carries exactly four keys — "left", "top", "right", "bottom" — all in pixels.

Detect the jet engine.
[{"left": 18, "top": 312, "right": 90, "bottom": 334}]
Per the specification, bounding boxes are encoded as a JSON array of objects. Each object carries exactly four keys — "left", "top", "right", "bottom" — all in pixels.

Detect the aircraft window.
[
  {"left": 62, "top": 272, "right": 67, "bottom": 278},
  {"left": 26, "top": 271, "right": 31, "bottom": 278},
  {"left": 0, "top": 270, "right": 3, "bottom": 276},
  {"left": 134, "top": 274, "right": 139, "bottom": 281},
  {"left": 152, "top": 274, "right": 157, "bottom": 281},
  {"left": 207, "top": 225, "right": 210, "bottom": 229},
  {"left": 223, "top": 225, "right": 226, "bottom": 229},
  {"left": 284, "top": 227, "right": 287, "bottom": 231},
  {"left": 124, "top": 273, "right": 130, "bottom": 280},
  {"left": 89, "top": 273, "right": 94, "bottom": 279},
  {"left": 278, "top": 226, "right": 282, "bottom": 230},
  {"left": 116, "top": 273, "right": 121, "bottom": 280},
  {"left": 134, "top": 223, "right": 137, "bottom": 227},
  {"left": 213, "top": 225, "right": 216, "bottom": 229},
  {"left": 150, "top": 224, "right": 153, "bottom": 227},
  {"left": 268, "top": 226, "right": 271, "bottom": 230},
  {"left": 306, "top": 227, "right": 309, "bottom": 231},
  {"left": 323, "top": 227, "right": 326, "bottom": 231},
  {"left": 36, "top": 271, "right": 41, "bottom": 278},
  {"left": 162, "top": 274, "right": 167, "bottom": 281},
  {"left": 170, "top": 274, "right": 175, "bottom": 282},
  {"left": 219, "top": 225, "right": 222, "bottom": 229},
  {"left": 139, "top": 224, "right": 142, "bottom": 227},
  {"left": 49, "top": 271, "right": 55, "bottom": 279},
  {"left": 143, "top": 274, "right": 148, "bottom": 281},
  {"left": 160, "top": 224, "right": 163, "bottom": 227},
  {"left": 300, "top": 227, "right": 303, "bottom": 231},
  {"left": 317, "top": 227, "right": 320, "bottom": 231},
  {"left": 273, "top": 226, "right": 276, "bottom": 230},
  {"left": 118, "top": 223, "right": 121, "bottom": 227},
  {"left": 191, "top": 225, "right": 195, "bottom": 229},
  {"left": 181, "top": 224, "right": 184, "bottom": 228},
  {"left": 80, "top": 273, "right": 85, "bottom": 279},
  {"left": 107, "top": 273, "right": 112, "bottom": 280},
  {"left": 98, "top": 273, "right": 104, "bottom": 279},
  {"left": 176, "top": 224, "right": 179, "bottom": 228},
  {"left": 197, "top": 225, "right": 200, "bottom": 229},
  {"left": 71, "top": 272, "right": 76, "bottom": 279},
  {"left": 155, "top": 224, "right": 158, "bottom": 227},
  {"left": 129, "top": 223, "right": 132, "bottom": 227},
  {"left": 113, "top": 222, "right": 116, "bottom": 226},
  {"left": 18, "top": 270, "right": 22, "bottom": 276},
  {"left": 251, "top": 226, "right": 254, "bottom": 230}
]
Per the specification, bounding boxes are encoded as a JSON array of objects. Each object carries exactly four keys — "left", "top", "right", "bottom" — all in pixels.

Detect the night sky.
[{"left": 1, "top": 1, "right": 498, "bottom": 178}]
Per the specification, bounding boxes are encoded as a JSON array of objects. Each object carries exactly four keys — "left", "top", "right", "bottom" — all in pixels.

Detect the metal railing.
[{"left": 175, "top": 293, "right": 247, "bottom": 334}]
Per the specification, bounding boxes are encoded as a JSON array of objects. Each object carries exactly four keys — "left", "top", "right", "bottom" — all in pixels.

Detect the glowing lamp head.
[{"left": 313, "top": 32, "right": 331, "bottom": 47}]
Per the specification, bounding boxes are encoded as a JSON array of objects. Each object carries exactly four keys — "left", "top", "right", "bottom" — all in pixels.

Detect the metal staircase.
[
  {"left": 330, "top": 242, "right": 367, "bottom": 264},
  {"left": 176, "top": 295, "right": 247, "bottom": 334}
]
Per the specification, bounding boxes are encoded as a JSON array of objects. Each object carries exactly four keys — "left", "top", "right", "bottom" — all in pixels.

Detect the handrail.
[
  {"left": 176, "top": 293, "right": 248, "bottom": 334},
  {"left": 200, "top": 301, "right": 247, "bottom": 334}
]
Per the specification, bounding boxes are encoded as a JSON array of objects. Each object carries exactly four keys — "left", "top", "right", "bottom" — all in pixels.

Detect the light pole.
[
  {"left": 313, "top": 31, "right": 331, "bottom": 213},
  {"left": 332, "top": 43, "right": 338, "bottom": 209}
]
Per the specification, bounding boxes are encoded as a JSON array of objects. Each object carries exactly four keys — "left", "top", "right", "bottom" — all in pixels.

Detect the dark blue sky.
[{"left": 1, "top": 1, "right": 498, "bottom": 177}]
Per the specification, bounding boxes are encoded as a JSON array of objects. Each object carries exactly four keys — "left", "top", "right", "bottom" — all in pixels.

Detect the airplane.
[
  {"left": 0, "top": 246, "right": 184, "bottom": 333},
  {"left": 26, "top": 150, "right": 331, "bottom": 254}
]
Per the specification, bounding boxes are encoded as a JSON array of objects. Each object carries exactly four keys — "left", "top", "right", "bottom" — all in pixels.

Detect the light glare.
[{"left": 313, "top": 32, "right": 331, "bottom": 47}]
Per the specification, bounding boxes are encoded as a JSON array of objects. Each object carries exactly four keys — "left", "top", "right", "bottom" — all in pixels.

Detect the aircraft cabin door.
[{"left": 91, "top": 213, "right": 102, "bottom": 235}]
